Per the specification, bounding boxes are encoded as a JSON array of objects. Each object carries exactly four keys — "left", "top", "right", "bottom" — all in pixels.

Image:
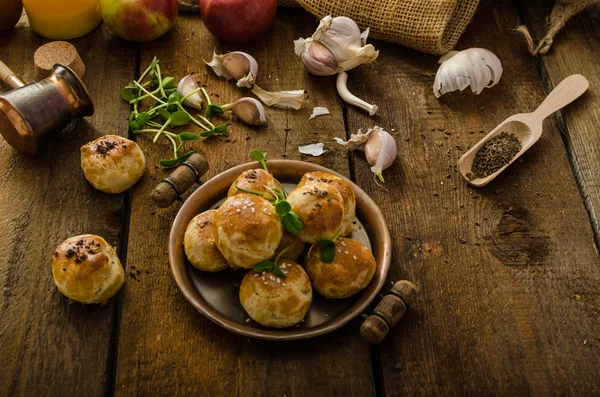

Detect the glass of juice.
[{"left": 22, "top": 0, "right": 101, "bottom": 40}]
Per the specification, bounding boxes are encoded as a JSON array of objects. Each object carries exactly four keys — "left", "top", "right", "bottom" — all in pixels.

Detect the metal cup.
[{"left": 0, "top": 61, "right": 94, "bottom": 156}]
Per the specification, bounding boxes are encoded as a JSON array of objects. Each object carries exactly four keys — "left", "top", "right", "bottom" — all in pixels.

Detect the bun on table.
[
  {"left": 80, "top": 135, "right": 145, "bottom": 194},
  {"left": 52, "top": 234, "right": 124, "bottom": 304}
]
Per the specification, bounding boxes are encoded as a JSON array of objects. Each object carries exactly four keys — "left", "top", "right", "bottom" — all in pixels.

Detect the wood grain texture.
[
  {"left": 517, "top": 0, "right": 600, "bottom": 244},
  {"left": 345, "top": 0, "right": 600, "bottom": 395},
  {"left": 115, "top": 10, "right": 373, "bottom": 396},
  {"left": 0, "top": 17, "right": 135, "bottom": 397}
]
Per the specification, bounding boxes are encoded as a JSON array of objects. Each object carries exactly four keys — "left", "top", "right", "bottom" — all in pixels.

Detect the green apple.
[{"left": 100, "top": 0, "right": 178, "bottom": 42}]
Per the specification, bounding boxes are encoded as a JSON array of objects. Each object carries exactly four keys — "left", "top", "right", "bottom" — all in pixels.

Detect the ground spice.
[
  {"left": 468, "top": 132, "right": 521, "bottom": 180},
  {"left": 95, "top": 140, "right": 117, "bottom": 156}
]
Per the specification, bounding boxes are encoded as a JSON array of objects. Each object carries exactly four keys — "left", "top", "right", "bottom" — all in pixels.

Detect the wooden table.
[{"left": 1, "top": 1, "right": 599, "bottom": 395}]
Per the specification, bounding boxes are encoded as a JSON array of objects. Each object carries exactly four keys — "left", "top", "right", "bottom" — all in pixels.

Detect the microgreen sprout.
[
  {"left": 249, "top": 149, "right": 268, "bottom": 171},
  {"left": 316, "top": 231, "right": 343, "bottom": 263},
  {"left": 252, "top": 245, "right": 295, "bottom": 278}
]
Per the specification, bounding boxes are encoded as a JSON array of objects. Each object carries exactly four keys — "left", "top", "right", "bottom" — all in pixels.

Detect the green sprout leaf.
[
  {"left": 253, "top": 261, "right": 274, "bottom": 273},
  {"left": 159, "top": 151, "right": 194, "bottom": 168},
  {"left": 205, "top": 104, "right": 224, "bottom": 118},
  {"left": 135, "top": 112, "right": 150, "bottom": 126},
  {"left": 179, "top": 132, "right": 199, "bottom": 141},
  {"left": 120, "top": 87, "right": 136, "bottom": 103},
  {"left": 275, "top": 200, "right": 292, "bottom": 215},
  {"left": 168, "top": 92, "right": 180, "bottom": 103},
  {"left": 169, "top": 111, "right": 191, "bottom": 126},
  {"left": 317, "top": 240, "right": 336, "bottom": 263},
  {"left": 271, "top": 265, "right": 286, "bottom": 278},
  {"left": 213, "top": 124, "right": 228, "bottom": 134},
  {"left": 129, "top": 120, "right": 141, "bottom": 131},
  {"left": 162, "top": 76, "right": 175, "bottom": 88},
  {"left": 157, "top": 108, "right": 171, "bottom": 120},
  {"left": 282, "top": 211, "right": 304, "bottom": 235},
  {"left": 249, "top": 150, "right": 268, "bottom": 171}
]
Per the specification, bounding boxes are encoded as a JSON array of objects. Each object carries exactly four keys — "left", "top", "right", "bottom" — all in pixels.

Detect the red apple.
[
  {"left": 200, "top": 0, "right": 277, "bottom": 43},
  {"left": 100, "top": 0, "right": 178, "bottom": 42}
]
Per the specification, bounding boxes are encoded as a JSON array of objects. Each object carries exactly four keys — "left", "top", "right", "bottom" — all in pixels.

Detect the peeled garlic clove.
[
  {"left": 433, "top": 48, "right": 503, "bottom": 98},
  {"left": 300, "top": 41, "right": 341, "bottom": 76},
  {"left": 222, "top": 97, "right": 267, "bottom": 126},
  {"left": 251, "top": 85, "right": 307, "bottom": 110},
  {"left": 364, "top": 126, "right": 397, "bottom": 182},
  {"left": 177, "top": 74, "right": 203, "bottom": 110},
  {"left": 206, "top": 51, "right": 258, "bottom": 88},
  {"left": 336, "top": 72, "right": 377, "bottom": 116}
]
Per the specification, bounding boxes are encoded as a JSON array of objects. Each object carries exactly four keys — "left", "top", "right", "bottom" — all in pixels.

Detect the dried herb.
[{"left": 469, "top": 132, "right": 521, "bottom": 180}]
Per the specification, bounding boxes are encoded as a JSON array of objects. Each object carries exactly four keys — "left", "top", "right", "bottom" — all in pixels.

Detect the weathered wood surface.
[
  {"left": 0, "top": 16, "right": 135, "bottom": 397},
  {"left": 2, "top": 1, "right": 600, "bottom": 396},
  {"left": 346, "top": 0, "right": 600, "bottom": 395},
  {"left": 518, "top": 1, "right": 600, "bottom": 245},
  {"left": 114, "top": 11, "right": 373, "bottom": 397}
]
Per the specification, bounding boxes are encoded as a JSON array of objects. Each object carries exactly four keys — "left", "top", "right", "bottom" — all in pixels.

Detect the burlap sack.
[
  {"left": 179, "top": 0, "right": 479, "bottom": 54},
  {"left": 295, "top": 0, "right": 480, "bottom": 54}
]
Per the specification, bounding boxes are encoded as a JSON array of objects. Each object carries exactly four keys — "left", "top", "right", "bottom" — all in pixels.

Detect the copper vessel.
[{"left": 0, "top": 60, "right": 94, "bottom": 156}]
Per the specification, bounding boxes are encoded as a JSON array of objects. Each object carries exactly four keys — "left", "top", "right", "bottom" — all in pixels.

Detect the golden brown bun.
[
  {"left": 286, "top": 182, "right": 344, "bottom": 244},
  {"left": 273, "top": 231, "right": 305, "bottom": 262},
  {"left": 213, "top": 194, "right": 283, "bottom": 269},
  {"left": 184, "top": 210, "right": 229, "bottom": 272},
  {"left": 239, "top": 259, "right": 312, "bottom": 328},
  {"left": 228, "top": 169, "right": 280, "bottom": 200},
  {"left": 306, "top": 237, "right": 376, "bottom": 299},
  {"left": 299, "top": 171, "right": 356, "bottom": 236},
  {"left": 52, "top": 234, "right": 124, "bottom": 304},
  {"left": 81, "top": 135, "right": 145, "bottom": 194}
]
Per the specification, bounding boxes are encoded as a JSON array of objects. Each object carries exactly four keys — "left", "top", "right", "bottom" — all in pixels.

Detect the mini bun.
[
  {"left": 52, "top": 234, "right": 124, "bottom": 304},
  {"left": 81, "top": 135, "right": 145, "bottom": 194},
  {"left": 239, "top": 259, "right": 312, "bottom": 328},
  {"left": 306, "top": 237, "right": 376, "bottom": 299},
  {"left": 228, "top": 169, "right": 280, "bottom": 200},
  {"left": 299, "top": 171, "right": 356, "bottom": 236},
  {"left": 273, "top": 231, "right": 305, "bottom": 262},
  {"left": 286, "top": 182, "right": 344, "bottom": 244},
  {"left": 213, "top": 194, "right": 283, "bottom": 269},
  {"left": 184, "top": 210, "right": 229, "bottom": 272}
]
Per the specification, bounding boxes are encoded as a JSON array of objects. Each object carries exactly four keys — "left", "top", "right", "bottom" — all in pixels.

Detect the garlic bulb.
[
  {"left": 222, "top": 97, "right": 267, "bottom": 126},
  {"left": 364, "top": 127, "right": 397, "bottom": 182},
  {"left": 433, "top": 48, "right": 503, "bottom": 98},
  {"left": 251, "top": 85, "right": 307, "bottom": 110},
  {"left": 177, "top": 74, "right": 203, "bottom": 110},
  {"left": 294, "top": 16, "right": 378, "bottom": 76},
  {"left": 206, "top": 51, "right": 258, "bottom": 88},
  {"left": 336, "top": 72, "right": 377, "bottom": 116}
]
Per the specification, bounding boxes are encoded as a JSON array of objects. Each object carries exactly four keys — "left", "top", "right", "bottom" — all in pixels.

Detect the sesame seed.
[
  {"left": 341, "top": 242, "right": 346, "bottom": 246},
  {"left": 236, "top": 209, "right": 241, "bottom": 213},
  {"left": 283, "top": 283, "right": 287, "bottom": 286},
  {"left": 276, "top": 278, "right": 281, "bottom": 283},
  {"left": 254, "top": 273, "right": 259, "bottom": 277},
  {"left": 344, "top": 251, "right": 349, "bottom": 254},
  {"left": 264, "top": 282, "right": 268, "bottom": 285},
  {"left": 337, "top": 249, "right": 341, "bottom": 253},
  {"left": 261, "top": 276, "right": 265, "bottom": 280},
  {"left": 246, "top": 318, "right": 250, "bottom": 322},
  {"left": 283, "top": 270, "right": 288, "bottom": 274},
  {"left": 243, "top": 206, "right": 247, "bottom": 210},
  {"left": 262, "top": 271, "right": 266, "bottom": 275},
  {"left": 251, "top": 208, "right": 255, "bottom": 213},
  {"left": 353, "top": 255, "right": 357, "bottom": 260}
]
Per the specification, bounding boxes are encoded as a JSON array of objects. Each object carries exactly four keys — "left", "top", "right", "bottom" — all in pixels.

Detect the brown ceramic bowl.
[{"left": 169, "top": 160, "right": 391, "bottom": 340}]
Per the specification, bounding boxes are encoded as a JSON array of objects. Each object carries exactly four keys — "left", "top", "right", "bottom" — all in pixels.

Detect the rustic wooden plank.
[
  {"left": 345, "top": 0, "right": 600, "bottom": 395},
  {"left": 0, "top": 16, "right": 135, "bottom": 397},
  {"left": 517, "top": 1, "right": 600, "bottom": 244},
  {"left": 115, "top": 10, "right": 374, "bottom": 396}
]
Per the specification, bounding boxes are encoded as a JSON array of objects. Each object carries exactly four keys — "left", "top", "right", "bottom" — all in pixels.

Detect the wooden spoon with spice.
[{"left": 458, "top": 74, "right": 589, "bottom": 186}]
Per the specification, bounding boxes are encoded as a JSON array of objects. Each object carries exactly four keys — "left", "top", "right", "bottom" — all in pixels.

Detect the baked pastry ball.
[
  {"left": 52, "top": 234, "right": 124, "bottom": 304},
  {"left": 184, "top": 210, "right": 228, "bottom": 272},
  {"left": 306, "top": 237, "right": 376, "bottom": 299},
  {"left": 299, "top": 171, "right": 356, "bottom": 236},
  {"left": 213, "top": 194, "right": 283, "bottom": 269},
  {"left": 286, "top": 182, "right": 344, "bottom": 244},
  {"left": 81, "top": 135, "right": 145, "bottom": 194},
  {"left": 239, "top": 259, "right": 312, "bottom": 328},
  {"left": 228, "top": 169, "right": 280, "bottom": 200},
  {"left": 273, "top": 231, "right": 305, "bottom": 262}
]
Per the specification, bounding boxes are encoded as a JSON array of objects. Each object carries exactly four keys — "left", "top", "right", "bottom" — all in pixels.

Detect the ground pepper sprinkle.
[{"left": 468, "top": 132, "right": 521, "bottom": 180}]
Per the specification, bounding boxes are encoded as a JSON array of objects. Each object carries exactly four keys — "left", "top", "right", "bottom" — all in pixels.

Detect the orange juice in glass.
[{"left": 23, "top": 0, "right": 101, "bottom": 39}]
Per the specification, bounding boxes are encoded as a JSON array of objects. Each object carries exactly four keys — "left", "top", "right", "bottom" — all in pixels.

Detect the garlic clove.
[
  {"left": 336, "top": 72, "right": 377, "bottom": 116},
  {"left": 301, "top": 41, "right": 341, "bottom": 76},
  {"left": 206, "top": 51, "right": 258, "bottom": 88},
  {"left": 251, "top": 85, "right": 308, "bottom": 110},
  {"left": 364, "top": 126, "right": 397, "bottom": 182},
  {"left": 177, "top": 74, "right": 203, "bottom": 110},
  {"left": 222, "top": 97, "right": 267, "bottom": 126},
  {"left": 433, "top": 48, "right": 503, "bottom": 98}
]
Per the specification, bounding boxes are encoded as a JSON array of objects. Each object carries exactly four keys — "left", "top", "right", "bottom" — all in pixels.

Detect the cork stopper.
[
  {"left": 360, "top": 280, "right": 417, "bottom": 344},
  {"left": 151, "top": 153, "right": 209, "bottom": 208},
  {"left": 34, "top": 41, "right": 85, "bottom": 79}
]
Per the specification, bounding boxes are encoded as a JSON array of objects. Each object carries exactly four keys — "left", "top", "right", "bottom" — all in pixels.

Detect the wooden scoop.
[{"left": 458, "top": 74, "right": 589, "bottom": 186}]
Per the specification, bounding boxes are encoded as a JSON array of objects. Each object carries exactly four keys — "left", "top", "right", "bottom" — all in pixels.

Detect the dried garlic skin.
[
  {"left": 251, "top": 85, "right": 307, "bottom": 110},
  {"left": 433, "top": 48, "right": 503, "bottom": 98}
]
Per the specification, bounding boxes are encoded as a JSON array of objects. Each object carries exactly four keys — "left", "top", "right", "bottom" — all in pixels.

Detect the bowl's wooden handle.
[
  {"left": 151, "top": 153, "right": 209, "bottom": 208},
  {"left": 360, "top": 280, "right": 417, "bottom": 344}
]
